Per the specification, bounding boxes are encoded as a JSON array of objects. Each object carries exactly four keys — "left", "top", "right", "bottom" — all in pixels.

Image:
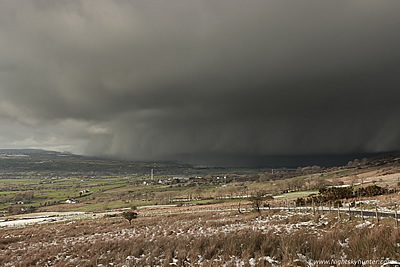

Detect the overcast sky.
[{"left": 1, "top": 0, "right": 400, "bottom": 165}]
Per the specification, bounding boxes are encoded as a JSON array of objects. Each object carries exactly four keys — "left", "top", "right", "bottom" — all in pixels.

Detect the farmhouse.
[{"left": 65, "top": 199, "right": 78, "bottom": 204}]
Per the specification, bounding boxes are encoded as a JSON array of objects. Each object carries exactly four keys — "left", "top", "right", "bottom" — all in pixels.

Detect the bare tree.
[{"left": 250, "top": 190, "right": 271, "bottom": 212}]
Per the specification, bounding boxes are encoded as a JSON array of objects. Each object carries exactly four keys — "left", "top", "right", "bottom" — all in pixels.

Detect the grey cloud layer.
[{"left": 1, "top": 0, "right": 400, "bottom": 162}]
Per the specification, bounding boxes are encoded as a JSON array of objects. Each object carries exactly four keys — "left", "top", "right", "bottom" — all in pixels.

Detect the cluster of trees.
[
  {"left": 7, "top": 204, "right": 36, "bottom": 215},
  {"left": 347, "top": 153, "right": 400, "bottom": 168},
  {"left": 249, "top": 190, "right": 273, "bottom": 212}
]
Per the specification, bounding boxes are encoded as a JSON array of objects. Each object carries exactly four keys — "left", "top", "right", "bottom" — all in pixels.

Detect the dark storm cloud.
[{"left": 1, "top": 0, "right": 400, "bottom": 163}]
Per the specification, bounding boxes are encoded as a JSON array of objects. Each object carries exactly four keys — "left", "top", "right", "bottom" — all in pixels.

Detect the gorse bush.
[
  {"left": 299, "top": 185, "right": 390, "bottom": 205},
  {"left": 121, "top": 211, "right": 138, "bottom": 225}
]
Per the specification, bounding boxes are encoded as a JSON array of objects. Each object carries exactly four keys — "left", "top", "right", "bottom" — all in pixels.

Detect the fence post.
[
  {"left": 312, "top": 198, "right": 316, "bottom": 217},
  {"left": 348, "top": 202, "right": 351, "bottom": 221},
  {"left": 375, "top": 205, "right": 380, "bottom": 225},
  {"left": 360, "top": 202, "right": 364, "bottom": 221}
]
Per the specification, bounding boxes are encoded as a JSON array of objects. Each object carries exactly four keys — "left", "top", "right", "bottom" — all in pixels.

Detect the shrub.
[{"left": 121, "top": 211, "right": 138, "bottom": 225}]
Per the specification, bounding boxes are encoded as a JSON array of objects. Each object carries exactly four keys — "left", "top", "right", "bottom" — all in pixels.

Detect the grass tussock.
[{"left": 1, "top": 209, "right": 399, "bottom": 266}]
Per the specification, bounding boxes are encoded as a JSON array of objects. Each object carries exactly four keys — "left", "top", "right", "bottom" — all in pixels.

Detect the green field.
[{"left": 273, "top": 190, "right": 319, "bottom": 199}]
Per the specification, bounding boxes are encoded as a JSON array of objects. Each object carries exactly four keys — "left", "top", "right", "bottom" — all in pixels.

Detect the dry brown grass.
[
  {"left": 1, "top": 208, "right": 399, "bottom": 266},
  {"left": 328, "top": 166, "right": 400, "bottom": 188}
]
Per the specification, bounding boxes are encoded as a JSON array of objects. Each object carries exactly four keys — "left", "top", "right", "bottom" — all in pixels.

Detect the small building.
[{"left": 66, "top": 199, "right": 78, "bottom": 204}]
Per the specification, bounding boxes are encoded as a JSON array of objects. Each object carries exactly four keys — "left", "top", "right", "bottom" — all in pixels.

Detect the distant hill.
[
  {"left": 0, "top": 149, "right": 65, "bottom": 155},
  {"left": 175, "top": 152, "right": 399, "bottom": 168},
  {"left": 1, "top": 148, "right": 399, "bottom": 169}
]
